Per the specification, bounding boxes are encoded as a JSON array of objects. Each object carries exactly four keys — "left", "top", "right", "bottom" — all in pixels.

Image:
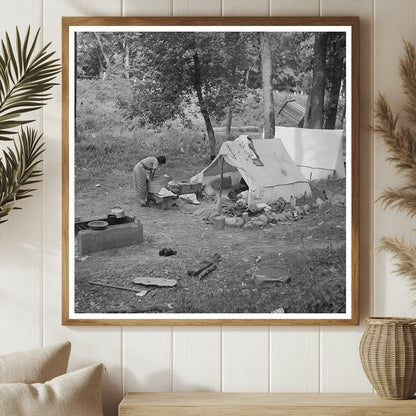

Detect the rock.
[
  {"left": 251, "top": 221, "right": 263, "bottom": 227},
  {"left": 266, "top": 212, "right": 279, "bottom": 223},
  {"left": 251, "top": 217, "right": 268, "bottom": 227},
  {"left": 283, "top": 210, "right": 293, "bottom": 219},
  {"left": 257, "top": 214, "right": 268, "bottom": 226}
]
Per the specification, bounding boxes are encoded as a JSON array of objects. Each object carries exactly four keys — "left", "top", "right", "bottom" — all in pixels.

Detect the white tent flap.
[{"left": 275, "top": 126, "right": 345, "bottom": 180}]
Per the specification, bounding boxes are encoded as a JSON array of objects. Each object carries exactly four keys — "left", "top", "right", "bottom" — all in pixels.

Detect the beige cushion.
[
  {"left": 0, "top": 342, "right": 71, "bottom": 384},
  {"left": 0, "top": 363, "right": 104, "bottom": 416}
]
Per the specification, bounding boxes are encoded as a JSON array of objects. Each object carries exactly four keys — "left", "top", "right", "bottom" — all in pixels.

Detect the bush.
[{"left": 283, "top": 245, "right": 346, "bottom": 313}]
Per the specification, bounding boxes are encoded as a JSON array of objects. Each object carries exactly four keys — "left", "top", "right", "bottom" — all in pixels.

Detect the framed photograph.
[{"left": 62, "top": 17, "right": 359, "bottom": 325}]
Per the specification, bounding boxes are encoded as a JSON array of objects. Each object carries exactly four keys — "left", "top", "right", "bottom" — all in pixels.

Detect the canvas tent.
[
  {"left": 275, "top": 126, "right": 345, "bottom": 180},
  {"left": 190, "top": 136, "right": 311, "bottom": 208}
]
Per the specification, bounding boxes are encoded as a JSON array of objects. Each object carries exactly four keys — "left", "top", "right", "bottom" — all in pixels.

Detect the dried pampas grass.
[
  {"left": 378, "top": 237, "right": 416, "bottom": 294},
  {"left": 376, "top": 40, "right": 416, "bottom": 296}
]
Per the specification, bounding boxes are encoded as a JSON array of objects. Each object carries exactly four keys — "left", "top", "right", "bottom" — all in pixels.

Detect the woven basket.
[{"left": 359, "top": 317, "right": 416, "bottom": 399}]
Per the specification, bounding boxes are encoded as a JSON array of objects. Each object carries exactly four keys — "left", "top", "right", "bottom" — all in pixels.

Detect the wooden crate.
[
  {"left": 147, "top": 193, "right": 174, "bottom": 210},
  {"left": 178, "top": 182, "right": 202, "bottom": 195}
]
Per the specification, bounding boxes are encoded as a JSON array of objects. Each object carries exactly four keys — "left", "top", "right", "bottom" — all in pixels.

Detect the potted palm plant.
[{"left": 0, "top": 27, "right": 60, "bottom": 223}]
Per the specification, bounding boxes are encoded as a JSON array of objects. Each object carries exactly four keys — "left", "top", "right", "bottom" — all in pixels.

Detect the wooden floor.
[{"left": 119, "top": 392, "right": 416, "bottom": 416}]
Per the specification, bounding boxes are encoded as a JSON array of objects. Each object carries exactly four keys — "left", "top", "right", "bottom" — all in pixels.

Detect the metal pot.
[{"left": 111, "top": 208, "right": 125, "bottom": 218}]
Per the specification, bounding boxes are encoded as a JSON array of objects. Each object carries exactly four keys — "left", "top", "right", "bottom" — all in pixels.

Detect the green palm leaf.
[
  {"left": 0, "top": 26, "right": 59, "bottom": 224},
  {"left": 0, "top": 27, "right": 60, "bottom": 141},
  {"left": 0, "top": 127, "right": 45, "bottom": 223}
]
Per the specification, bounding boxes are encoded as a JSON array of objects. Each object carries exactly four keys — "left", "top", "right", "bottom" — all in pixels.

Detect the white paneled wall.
[
  {"left": 0, "top": 0, "right": 43, "bottom": 356},
  {"left": 1, "top": 0, "right": 415, "bottom": 415},
  {"left": 373, "top": 0, "right": 416, "bottom": 318}
]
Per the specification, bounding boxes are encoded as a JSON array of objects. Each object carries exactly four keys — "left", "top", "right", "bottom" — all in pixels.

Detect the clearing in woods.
[{"left": 75, "top": 161, "right": 347, "bottom": 315}]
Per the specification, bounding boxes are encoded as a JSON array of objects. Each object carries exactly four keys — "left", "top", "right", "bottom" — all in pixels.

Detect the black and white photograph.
[{"left": 63, "top": 18, "right": 358, "bottom": 324}]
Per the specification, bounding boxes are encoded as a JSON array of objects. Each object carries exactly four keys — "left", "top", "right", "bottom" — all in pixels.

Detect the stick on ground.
[{"left": 89, "top": 281, "right": 146, "bottom": 293}]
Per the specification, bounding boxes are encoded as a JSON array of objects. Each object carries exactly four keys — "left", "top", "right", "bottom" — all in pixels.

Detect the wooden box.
[
  {"left": 147, "top": 193, "right": 174, "bottom": 210},
  {"left": 178, "top": 182, "right": 202, "bottom": 195}
]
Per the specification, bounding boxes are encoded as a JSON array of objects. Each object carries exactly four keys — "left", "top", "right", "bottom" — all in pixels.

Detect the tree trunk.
[
  {"left": 324, "top": 69, "right": 342, "bottom": 129},
  {"left": 124, "top": 41, "right": 130, "bottom": 80},
  {"left": 324, "top": 37, "right": 344, "bottom": 129},
  {"left": 93, "top": 32, "right": 110, "bottom": 76},
  {"left": 302, "top": 94, "right": 312, "bottom": 128},
  {"left": 226, "top": 107, "right": 232, "bottom": 138},
  {"left": 260, "top": 33, "right": 275, "bottom": 139},
  {"left": 193, "top": 53, "right": 216, "bottom": 159},
  {"left": 339, "top": 91, "right": 346, "bottom": 129},
  {"left": 97, "top": 55, "right": 105, "bottom": 80},
  {"left": 305, "top": 33, "right": 328, "bottom": 129}
]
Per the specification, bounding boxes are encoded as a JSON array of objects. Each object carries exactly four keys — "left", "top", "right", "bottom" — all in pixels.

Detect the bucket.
[
  {"left": 161, "top": 174, "right": 172, "bottom": 187},
  {"left": 213, "top": 215, "right": 226, "bottom": 230},
  {"left": 111, "top": 208, "right": 125, "bottom": 218}
]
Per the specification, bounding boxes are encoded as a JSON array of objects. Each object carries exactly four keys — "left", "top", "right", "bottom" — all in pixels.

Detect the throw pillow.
[
  {"left": 0, "top": 363, "right": 104, "bottom": 416},
  {"left": 0, "top": 341, "right": 71, "bottom": 384}
]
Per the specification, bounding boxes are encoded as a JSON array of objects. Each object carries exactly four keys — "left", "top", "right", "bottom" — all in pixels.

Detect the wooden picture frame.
[{"left": 62, "top": 16, "right": 359, "bottom": 326}]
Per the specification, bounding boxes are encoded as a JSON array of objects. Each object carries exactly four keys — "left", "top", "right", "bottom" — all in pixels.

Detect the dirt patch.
[{"left": 74, "top": 169, "right": 346, "bottom": 314}]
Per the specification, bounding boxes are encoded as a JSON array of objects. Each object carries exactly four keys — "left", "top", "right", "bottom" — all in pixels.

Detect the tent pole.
[{"left": 217, "top": 158, "right": 224, "bottom": 213}]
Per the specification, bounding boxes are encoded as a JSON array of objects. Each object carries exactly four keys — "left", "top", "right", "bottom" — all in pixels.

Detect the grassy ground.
[
  {"left": 74, "top": 80, "right": 347, "bottom": 315},
  {"left": 75, "top": 161, "right": 346, "bottom": 314}
]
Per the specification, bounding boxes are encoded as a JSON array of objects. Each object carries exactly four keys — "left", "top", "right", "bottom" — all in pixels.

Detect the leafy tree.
[
  {"left": 77, "top": 32, "right": 142, "bottom": 80},
  {"left": 77, "top": 32, "right": 107, "bottom": 78},
  {"left": 76, "top": 30, "right": 346, "bottom": 151},
  {"left": 126, "top": 32, "right": 251, "bottom": 158},
  {"left": 270, "top": 32, "right": 314, "bottom": 93}
]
